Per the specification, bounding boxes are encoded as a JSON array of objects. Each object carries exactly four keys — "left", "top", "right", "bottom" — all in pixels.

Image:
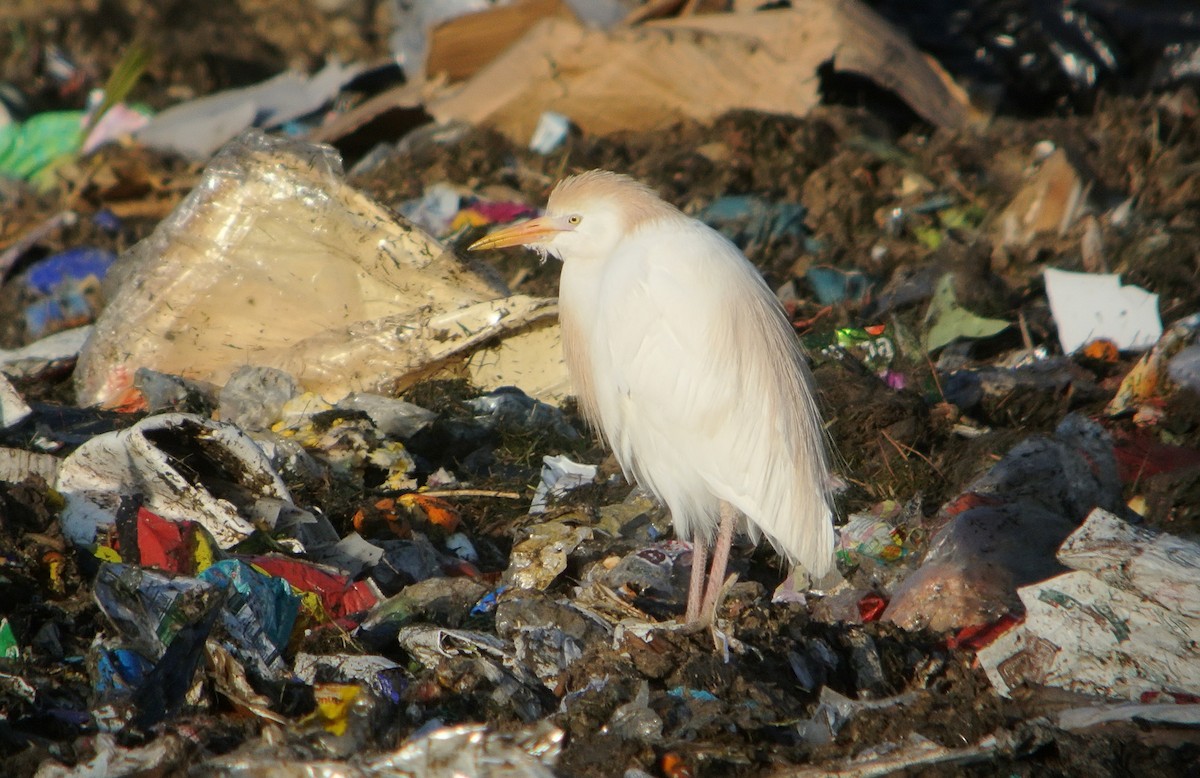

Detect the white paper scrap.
[
  {"left": 1044, "top": 268, "right": 1162, "bottom": 354},
  {"left": 529, "top": 454, "right": 597, "bottom": 514}
]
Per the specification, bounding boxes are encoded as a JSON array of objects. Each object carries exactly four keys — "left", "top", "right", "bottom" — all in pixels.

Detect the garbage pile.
[{"left": 2, "top": 1, "right": 1200, "bottom": 776}]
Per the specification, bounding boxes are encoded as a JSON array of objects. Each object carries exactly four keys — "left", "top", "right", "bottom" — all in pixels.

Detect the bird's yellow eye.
[{"left": 567, "top": 215, "right": 582, "bottom": 226}]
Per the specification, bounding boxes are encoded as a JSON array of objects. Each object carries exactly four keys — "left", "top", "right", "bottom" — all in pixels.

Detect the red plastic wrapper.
[
  {"left": 856, "top": 593, "right": 888, "bottom": 622},
  {"left": 945, "top": 613, "right": 1023, "bottom": 651},
  {"left": 247, "top": 556, "right": 380, "bottom": 622}
]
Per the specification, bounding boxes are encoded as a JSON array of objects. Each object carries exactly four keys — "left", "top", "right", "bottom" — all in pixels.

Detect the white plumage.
[{"left": 472, "top": 170, "right": 834, "bottom": 622}]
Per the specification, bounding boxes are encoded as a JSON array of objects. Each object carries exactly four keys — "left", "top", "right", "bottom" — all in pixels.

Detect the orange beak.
[{"left": 468, "top": 216, "right": 563, "bottom": 251}]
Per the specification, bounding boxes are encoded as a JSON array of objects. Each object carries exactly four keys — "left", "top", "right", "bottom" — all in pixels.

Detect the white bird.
[{"left": 471, "top": 170, "right": 834, "bottom": 624}]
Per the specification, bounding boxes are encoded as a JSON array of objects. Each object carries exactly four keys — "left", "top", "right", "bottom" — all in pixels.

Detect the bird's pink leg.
[
  {"left": 685, "top": 535, "right": 708, "bottom": 623},
  {"left": 698, "top": 500, "right": 737, "bottom": 622}
]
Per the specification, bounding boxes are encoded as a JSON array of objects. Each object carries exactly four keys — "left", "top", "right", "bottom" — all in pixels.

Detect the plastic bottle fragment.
[{"left": 605, "top": 681, "right": 663, "bottom": 742}]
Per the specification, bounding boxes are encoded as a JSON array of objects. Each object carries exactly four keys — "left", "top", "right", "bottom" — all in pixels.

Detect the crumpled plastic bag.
[{"left": 74, "top": 129, "right": 561, "bottom": 408}]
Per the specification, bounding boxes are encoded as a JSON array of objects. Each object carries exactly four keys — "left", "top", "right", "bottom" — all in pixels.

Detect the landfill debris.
[
  {"left": 797, "top": 687, "right": 920, "bottom": 746},
  {"left": 836, "top": 508, "right": 917, "bottom": 566},
  {"left": 939, "top": 355, "right": 1104, "bottom": 428},
  {"left": 804, "top": 266, "right": 873, "bottom": 306},
  {"left": 6, "top": 3, "right": 1200, "bottom": 774},
  {"left": 74, "top": 130, "right": 566, "bottom": 408},
  {"left": 1057, "top": 702, "right": 1200, "bottom": 731},
  {"left": 870, "top": 0, "right": 1200, "bottom": 111},
  {"left": 0, "top": 446, "right": 59, "bottom": 484},
  {"left": 528, "top": 110, "right": 572, "bottom": 154},
  {"left": 806, "top": 324, "right": 900, "bottom": 377},
  {"left": 218, "top": 366, "right": 300, "bottom": 432},
  {"left": 602, "top": 540, "right": 694, "bottom": 615},
  {"left": 979, "top": 508, "right": 1200, "bottom": 700},
  {"left": 0, "top": 111, "right": 86, "bottom": 183},
  {"left": 467, "top": 387, "right": 579, "bottom": 440},
  {"left": 1044, "top": 268, "right": 1162, "bottom": 355},
  {"left": 884, "top": 414, "right": 1124, "bottom": 633}
]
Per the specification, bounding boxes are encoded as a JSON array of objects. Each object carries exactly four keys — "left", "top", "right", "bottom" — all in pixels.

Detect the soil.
[{"left": 2, "top": 2, "right": 1200, "bottom": 776}]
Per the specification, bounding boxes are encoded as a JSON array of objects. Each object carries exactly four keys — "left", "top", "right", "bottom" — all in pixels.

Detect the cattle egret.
[{"left": 470, "top": 170, "right": 834, "bottom": 624}]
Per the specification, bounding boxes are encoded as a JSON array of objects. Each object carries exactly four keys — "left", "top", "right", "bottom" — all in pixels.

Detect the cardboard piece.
[
  {"left": 426, "top": 0, "right": 576, "bottom": 82},
  {"left": 429, "top": 2, "right": 972, "bottom": 143}
]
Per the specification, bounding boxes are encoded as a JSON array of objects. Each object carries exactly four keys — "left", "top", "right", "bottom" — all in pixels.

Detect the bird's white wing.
[{"left": 589, "top": 219, "right": 833, "bottom": 575}]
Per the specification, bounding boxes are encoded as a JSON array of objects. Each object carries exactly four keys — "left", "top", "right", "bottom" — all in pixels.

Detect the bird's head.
[{"left": 469, "top": 170, "right": 678, "bottom": 264}]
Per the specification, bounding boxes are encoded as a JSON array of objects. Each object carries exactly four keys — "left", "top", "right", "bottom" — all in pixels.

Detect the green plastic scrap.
[
  {"left": 0, "top": 617, "right": 18, "bottom": 659},
  {"left": 0, "top": 111, "right": 85, "bottom": 183},
  {"left": 923, "top": 273, "right": 1009, "bottom": 353}
]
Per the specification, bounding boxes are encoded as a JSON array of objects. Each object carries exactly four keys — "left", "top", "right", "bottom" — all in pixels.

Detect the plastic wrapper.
[
  {"left": 528, "top": 455, "right": 595, "bottom": 514},
  {"left": 75, "top": 130, "right": 563, "bottom": 408},
  {"left": 503, "top": 519, "right": 593, "bottom": 590},
  {"left": 0, "top": 374, "right": 31, "bottom": 429},
  {"left": 467, "top": 388, "right": 580, "bottom": 440},
  {"left": 55, "top": 413, "right": 293, "bottom": 549},
  {"left": 90, "top": 563, "right": 226, "bottom": 730},
  {"left": 248, "top": 556, "right": 382, "bottom": 627},
  {"left": 979, "top": 508, "right": 1200, "bottom": 700},
  {"left": 21, "top": 247, "right": 114, "bottom": 339},
  {"left": 198, "top": 559, "right": 301, "bottom": 679},
  {"left": 1107, "top": 312, "right": 1200, "bottom": 416},
  {"left": 218, "top": 366, "right": 300, "bottom": 432},
  {"left": 294, "top": 652, "right": 406, "bottom": 705},
  {"left": 395, "top": 626, "right": 548, "bottom": 718}
]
